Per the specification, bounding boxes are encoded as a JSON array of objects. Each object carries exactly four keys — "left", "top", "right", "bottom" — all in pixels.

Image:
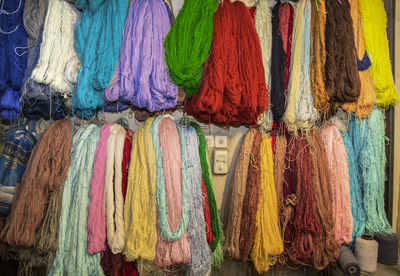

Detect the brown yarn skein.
[
  {"left": 308, "top": 129, "right": 339, "bottom": 270},
  {"left": 239, "top": 130, "right": 262, "bottom": 265},
  {"left": 324, "top": 0, "right": 361, "bottom": 109},
  {"left": 1, "top": 120, "right": 73, "bottom": 247}
]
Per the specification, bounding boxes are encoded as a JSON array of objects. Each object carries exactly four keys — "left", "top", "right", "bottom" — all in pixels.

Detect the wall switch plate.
[
  {"left": 215, "top": 135, "right": 228, "bottom": 148},
  {"left": 213, "top": 148, "right": 229, "bottom": 175},
  {"left": 205, "top": 135, "right": 214, "bottom": 148}
]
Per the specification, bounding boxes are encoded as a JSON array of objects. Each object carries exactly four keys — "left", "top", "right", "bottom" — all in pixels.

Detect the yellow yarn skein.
[
  {"left": 124, "top": 118, "right": 157, "bottom": 261},
  {"left": 251, "top": 134, "right": 283, "bottom": 274},
  {"left": 342, "top": 0, "right": 376, "bottom": 118},
  {"left": 359, "top": 0, "right": 398, "bottom": 107}
]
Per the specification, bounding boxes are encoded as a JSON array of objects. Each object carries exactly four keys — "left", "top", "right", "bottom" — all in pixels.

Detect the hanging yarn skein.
[
  {"left": 270, "top": 0, "right": 286, "bottom": 122},
  {"left": 87, "top": 124, "right": 112, "bottom": 255},
  {"left": 72, "top": 0, "right": 129, "bottom": 118},
  {"left": 310, "top": 0, "right": 330, "bottom": 116},
  {"left": 190, "top": 122, "right": 224, "bottom": 268},
  {"left": 255, "top": 0, "right": 273, "bottom": 132},
  {"left": 359, "top": 0, "right": 398, "bottom": 107},
  {"left": 48, "top": 125, "right": 104, "bottom": 276},
  {"left": 321, "top": 124, "right": 353, "bottom": 244},
  {"left": 105, "top": 0, "right": 177, "bottom": 112},
  {"left": 280, "top": 2, "right": 294, "bottom": 103},
  {"left": 239, "top": 130, "right": 262, "bottom": 264},
  {"left": 31, "top": 0, "right": 80, "bottom": 96},
  {"left": 184, "top": 0, "right": 268, "bottom": 126},
  {"left": 124, "top": 118, "right": 158, "bottom": 262},
  {"left": 284, "top": 0, "right": 318, "bottom": 132},
  {"left": 153, "top": 115, "right": 191, "bottom": 267},
  {"left": 183, "top": 126, "right": 211, "bottom": 276},
  {"left": 342, "top": 128, "right": 366, "bottom": 241},
  {"left": 341, "top": 0, "right": 376, "bottom": 118},
  {"left": 104, "top": 124, "right": 126, "bottom": 254},
  {"left": 308, "top": 129, "right": 340, "bottom": 270},
  {"left": 223, "top": 129, "right": 256, "bottom": 259},
  {"left": 164, "top": 0, "right": 217, "bottom": 97},
  {"left": 356, "top": 109, "right": 392, "bottom": 233},
  {"left": 0, "top": 0, "right": 28, "bottom": 120},
  {"left": 1, "top": 120, "right": 72, "bottom": 247},
  {"left": 251, "top": 134, "right": 283, "bottom": 274},
  {"left": 324, "top": 0, "right": 361, "bottom": 108}
]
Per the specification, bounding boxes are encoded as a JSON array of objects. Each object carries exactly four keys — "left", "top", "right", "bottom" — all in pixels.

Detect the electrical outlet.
[
  {"left": 205, "top": 135, "right": 214, "bottom": 148},
  {"left": 215, "top": 136, "right": 228, "bottom": 148},
  {"left": 213, "top": 148, "right": 229, "bottom": 175}
]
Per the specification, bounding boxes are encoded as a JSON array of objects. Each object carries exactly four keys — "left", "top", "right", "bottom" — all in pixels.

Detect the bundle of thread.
[
  {"left": 1, "top": 120, "right": 72, "bottom": 247},
  {"left": 344, "top": 108, "right": 392, "bottom": 234},
  {"left": 190, "top": 123, "right": 224, "bottom": 268},
  {"left": 48, "top": 124, "right": 104, "bottom": 275},
  {"left": 87, "top": 124, "right": 112, "bottom": 255},
  {"left": 284, "top": 0, "right": 318, "bottom": 132},
  {"left": 183, "top": 0, "right": 268, "bottom": 126},
  {"left": 0, "top": 0, "right": 28, "bottom": 120},
  {"left": 251, "top": 134, "right": 283, "bottom": 273},
  {"left": 183, "top": 126, "right": 211, "bottom": 275},
  {"left": 338, "top": 246, "right": 360, "bottom": 276},
  {"left": 374, "top": 233, "right": 399, "bottom": 265},
  {"left": 105, "top": 0, "right": 177, "bottom": 112},
  {"left": 354, "top": 234, "right": 379, "bottom": 274},
  {"left": 31, "top": 0, "right": 80, "bottom": 96},
  {"left": 321, "top": 124, "right": 353, "bottom": 244},
  {"left": 304, "top": 129, "right": 339, "bottom": 270},
  {"left": 72, "top": 0, "right": 129, "bottom": 118},
  {"left": 223, "top": 129, "right": 256, "bottom": 259},
  {"left": 21, "top": 0, "right": 69, "bottom": 120},
  {"left": 270, "top": 0, "right": 286, "bottom": 122},
  {"left": 152, "top": 115, "right": 191, "bottom": 267},
  {"left": 164, "top": 0, "right": 217, "bottom": 97},
  {"left": 124, "top": 118, "right": 158, "bottom": 263},
  {"left": 104, "top": 124, "right": 126, "bottom": 254},
  {"left": 341, "top": 0, "right": 376, "bottom": 118},
  {"left": 359, "top": 0, "right": 398, "bottom": 107},
  {"left": 310, "top": 0, "right": 330, "bottom": 116},
  {"left": 255, "top": 0, "right": 273, "bottom": 132},
  {"left": 324, "top": 0, "right": 361, "bottom": 113}
]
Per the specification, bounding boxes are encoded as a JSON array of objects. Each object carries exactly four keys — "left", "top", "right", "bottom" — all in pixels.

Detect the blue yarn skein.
[
  {"left": 342, "top": 128, "right": 366, "bottom": 242},
  {"left": 344, "top": 108, "right": 392, "bottom": 234},
  {"left": 72, "top": 0, "right": 129, "bottom": 118},
  {"left": 0, "top": 0, "right": 28, "bottom": 120},
  {"left": 48, "top": 124, "right": 104, "bottom": 276}
]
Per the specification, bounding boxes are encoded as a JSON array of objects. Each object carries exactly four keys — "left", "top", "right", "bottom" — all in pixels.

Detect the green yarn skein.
[{"left": 164, "top": 0, "right": 218, "bottom": 96}]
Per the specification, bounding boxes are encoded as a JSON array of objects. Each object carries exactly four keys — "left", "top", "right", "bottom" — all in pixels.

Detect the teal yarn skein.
[
  {"left": 72, "top": 0, "right": 129, "bottom": 118},
  {"left": 48, "top": 125, "right": 103, "bottom": 275}
]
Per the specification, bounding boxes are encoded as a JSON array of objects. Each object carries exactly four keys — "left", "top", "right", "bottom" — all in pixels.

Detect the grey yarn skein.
[{"left": 354, "top": 236, "right": 379, "bottom": 273}]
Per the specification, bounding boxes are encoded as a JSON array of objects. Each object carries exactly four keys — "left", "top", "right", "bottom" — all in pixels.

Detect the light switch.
[
  {"left": 213, "top": 148, "right": 229, "bottom": 175},
  {"left": 215, "top": 136, "right": 227, "bottom": 148}
]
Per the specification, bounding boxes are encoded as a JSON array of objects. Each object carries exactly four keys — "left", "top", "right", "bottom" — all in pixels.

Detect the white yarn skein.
[
  {"left": 354, "top": 236, "right": 379, "bottom": 274},
  {"left": 31, "top": 0, "right": 80, "bottom": 96},
  {"left": 105, "top": 124, "right": 127, "bottom": 254},
  {"left": 255, "top": 0, "right": 273, "bottom": 132}
]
